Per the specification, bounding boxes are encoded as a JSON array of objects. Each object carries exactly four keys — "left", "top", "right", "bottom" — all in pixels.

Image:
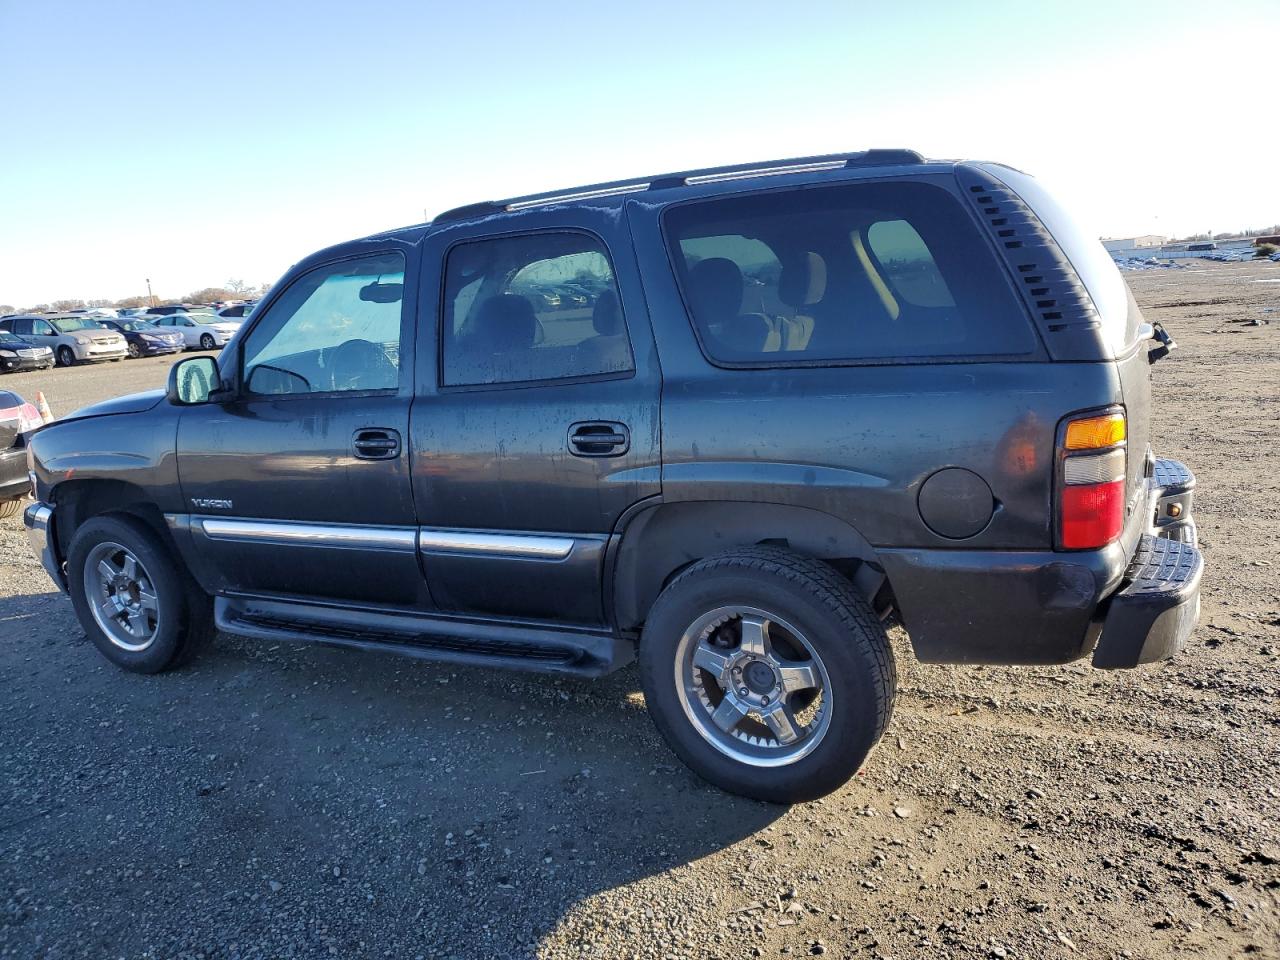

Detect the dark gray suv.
[{"left": 22, "top": 150, "right": 1202, "bottom": 802}]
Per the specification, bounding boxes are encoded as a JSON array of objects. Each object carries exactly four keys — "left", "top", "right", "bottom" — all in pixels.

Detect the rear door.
[
  {"left": 411, "top": 205, "right": 661, "bottom": 626},
  {"left": 177, "top": 247, "right": 429, "bottom": 609}
]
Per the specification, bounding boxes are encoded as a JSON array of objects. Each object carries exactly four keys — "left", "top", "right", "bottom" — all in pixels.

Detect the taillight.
[
  {"left": 18, "top": 402, "right": 43, "bottom": 433},
  {"left": 1058, "top": 411, "right": 1126, "bottom": 550}
]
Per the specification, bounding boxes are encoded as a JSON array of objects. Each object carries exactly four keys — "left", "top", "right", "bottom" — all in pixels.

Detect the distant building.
[
  {"left": 1253, "top": 235, "right": 1280, "bottom": 246},
  {"left": 1102, "top": 235, "right": 1167, "bottom": 253}
]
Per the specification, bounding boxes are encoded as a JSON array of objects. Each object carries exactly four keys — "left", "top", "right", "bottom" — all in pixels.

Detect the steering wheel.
[{"left": 328, "top": 338, "right": 396, "bottom": 391}]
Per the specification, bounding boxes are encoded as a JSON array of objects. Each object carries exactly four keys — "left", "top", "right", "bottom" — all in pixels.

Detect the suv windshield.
[{"left": 50, "top": 317, "right": 106, "bottom": 333}]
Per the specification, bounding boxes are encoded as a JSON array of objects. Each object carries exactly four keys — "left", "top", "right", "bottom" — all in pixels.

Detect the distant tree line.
[
  {"left": 0, "top": 278, "right": 271, "bottom": 316},
  {"left": 1170, "top": 224, "right": 1280, "bottom": 242}
]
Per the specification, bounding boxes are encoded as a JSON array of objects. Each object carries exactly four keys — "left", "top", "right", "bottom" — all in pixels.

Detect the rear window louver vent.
[{"left": 957, "top": 166, "right": 1102, "bottom": 360}]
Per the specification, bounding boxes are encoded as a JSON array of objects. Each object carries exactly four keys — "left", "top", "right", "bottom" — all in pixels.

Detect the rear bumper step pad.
[{"left": 1092, "top": 534, "right": 1203, "bottom": 669}]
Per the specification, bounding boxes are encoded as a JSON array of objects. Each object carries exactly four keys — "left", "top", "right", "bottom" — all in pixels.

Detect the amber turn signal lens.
[{"left": 1064, "top": 413, "right": 1126, "bottom": 450}]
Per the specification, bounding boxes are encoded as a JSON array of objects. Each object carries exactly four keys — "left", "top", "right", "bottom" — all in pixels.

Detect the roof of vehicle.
[
  {"left": 355, "top": 148, "right": 942, "bottom": 248},
  {"left": 3, "top": 313, "right": 103, "bottom": 322}
]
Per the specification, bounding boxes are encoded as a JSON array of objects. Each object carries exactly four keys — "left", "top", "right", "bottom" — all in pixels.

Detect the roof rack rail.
[{"left": 432, "top": 148, "right": 924, "bottom": 224}]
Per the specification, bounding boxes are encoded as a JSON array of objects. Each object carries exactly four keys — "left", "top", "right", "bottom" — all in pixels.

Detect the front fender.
[{"left": 30, "top": 407, "right": 183, "bottom": 514}]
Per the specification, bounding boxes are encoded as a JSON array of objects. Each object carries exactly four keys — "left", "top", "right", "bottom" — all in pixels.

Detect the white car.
[
  {"left": 151, "top": 312, "right": 242, "bottom": 350},
  {"left": 0, "top": 314, "right": 128, "bottom": 367}
]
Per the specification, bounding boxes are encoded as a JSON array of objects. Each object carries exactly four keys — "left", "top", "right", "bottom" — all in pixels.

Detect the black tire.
[
  {"left": 638, "top": 547, "right": 896, "bottom": 803},
  {"left": 0, "top": 498, "right": 23, "bottom": 520},
  {"left": 66, "top": 514, "right": 214, "bottom": 673},
  {"left": 56, "top": 346, "right": 76, "bottom": 367},
  {"left": 199, "top": 334, "right": 216, "bottom": 350},
  {"left": 127, "top": 342, "right": 141, "bottom": 358}
]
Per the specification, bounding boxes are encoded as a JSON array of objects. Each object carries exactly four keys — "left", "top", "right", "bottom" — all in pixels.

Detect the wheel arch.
[
  {"left": 610, "top": 501, "right": 888, "bottom": 630},
  {"left": 51, "top": 479, "right": 177, "bottom": 562}
]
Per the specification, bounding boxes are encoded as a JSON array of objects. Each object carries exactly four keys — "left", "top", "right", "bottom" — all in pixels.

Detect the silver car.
[
  {"left": 150, "top": 312, "right": 242, "bottom": 350},
  {"left": 0, "top": 314, "right": 128, "bottom": 367}
]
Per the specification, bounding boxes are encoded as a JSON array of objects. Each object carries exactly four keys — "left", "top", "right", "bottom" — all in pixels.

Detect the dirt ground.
[{"left": 1, "top": 261, "right": 1277, "bottom": 960}]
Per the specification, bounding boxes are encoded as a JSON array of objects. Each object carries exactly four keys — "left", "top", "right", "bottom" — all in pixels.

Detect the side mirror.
[{"left": 168, "top": 355, "right": 222, "bottom": 404}]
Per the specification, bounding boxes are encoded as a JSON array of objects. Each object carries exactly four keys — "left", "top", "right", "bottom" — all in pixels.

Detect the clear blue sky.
[{"left": 1, "top": 0, "right": 1276, "bottom": 307}]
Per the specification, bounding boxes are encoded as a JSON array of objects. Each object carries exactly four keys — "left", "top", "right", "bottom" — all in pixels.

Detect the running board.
[{"left": 214, "top": 596, "right": 632, "bottom": 677}]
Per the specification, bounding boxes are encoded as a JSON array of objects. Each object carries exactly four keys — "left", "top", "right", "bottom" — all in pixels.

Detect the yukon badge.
[{"left": 191, "top": 498, "right": 233, "bottom": 511}]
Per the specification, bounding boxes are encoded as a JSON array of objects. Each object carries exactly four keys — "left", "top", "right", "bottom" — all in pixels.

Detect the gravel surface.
[{"left": 2, "top": 263, "right": 1278, "bottom": 959}]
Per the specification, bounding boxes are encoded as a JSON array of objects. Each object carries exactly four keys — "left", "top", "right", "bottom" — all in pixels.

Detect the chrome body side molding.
[
  {"left": 197, "top": 518, "right": 418, "bottom": 553},
  {"left": 191, "top": 516, "right": 584, "bottom": 561},
  {"left": 417, "top": 528, "right": 576, "bottom": 560}
]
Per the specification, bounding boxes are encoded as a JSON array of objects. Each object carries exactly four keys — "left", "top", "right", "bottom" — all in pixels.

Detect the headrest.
[
  {"left": 592, "top": 290, "right": 622, "bottom": 336},
  {"left": 686, "top": 257, "right": 743, "bottom": 325},
  {"left": 473, "top": 294, "right": 537, "bottom": 349},
  {"left": 778, "top": 252, "right": 827, "bottom": 308}
]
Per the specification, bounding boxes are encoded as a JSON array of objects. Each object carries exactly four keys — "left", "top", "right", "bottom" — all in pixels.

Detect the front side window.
[
  {"left": 241, "top": 252, "right": 405, "bottom": 396},
  {"left": 664, "top": 181, "right": 1036, "bottom": 364},
  {"left": 441, "top": 232, "right": 632, "bottom": 386}
]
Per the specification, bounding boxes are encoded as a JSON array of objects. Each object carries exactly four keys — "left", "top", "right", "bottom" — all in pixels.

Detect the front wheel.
[
  {"left": 0, "top": 498, "right": 23, "bottom": 520},
  {"left": 199, "top": 334, "right": 216, "bottom": 350},
  {"left": 56, "top": 346, "right": 76, "bottom": 367},
  {"left": 638, "top": 547, "right": 896, "bottom": 803},
  {"left": 67, "top": 514, "right": 214, "bottom": 673}
]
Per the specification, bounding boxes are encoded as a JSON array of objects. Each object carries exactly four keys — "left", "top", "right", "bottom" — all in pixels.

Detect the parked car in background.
[
  {"left": 0, "top": 314, "right": 127, "bottom": 367},
  {"left": 100, "top": 319, "right": 186, "bottom": 358},
  {"left": 216, "top": 302, "right": 256, "bottom": 320},
  {"left": 0, "top": 389, "right": 42, "bottom": 518},
  {"left": 145, "top": 304, "right": 209, "bottom": 317},
  {"left": 150, "top": 312, "right": 241, "bottom": 350},
  {"left": 117, "top": 307, "right": 149, "bottom": 318},
  {"left": 0, "top": 331, "right": 55, "bottom": 373}
]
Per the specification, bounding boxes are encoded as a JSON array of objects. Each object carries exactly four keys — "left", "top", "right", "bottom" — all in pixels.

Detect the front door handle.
[
  {"left": 568, "top": 421, "right": 630, "bottom": 457},
  {"left": 353, "top": 428, "right": 401, "bottom": 460}
]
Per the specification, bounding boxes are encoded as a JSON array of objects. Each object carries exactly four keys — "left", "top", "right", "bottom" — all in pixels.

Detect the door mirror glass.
[{"left": 169, "top": 356, "right": 220, "bottom": 404}]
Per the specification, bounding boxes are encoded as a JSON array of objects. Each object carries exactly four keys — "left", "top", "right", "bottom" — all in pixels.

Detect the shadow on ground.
[{"left": 0, "top": 590, "right": 783, "bottom": 958}]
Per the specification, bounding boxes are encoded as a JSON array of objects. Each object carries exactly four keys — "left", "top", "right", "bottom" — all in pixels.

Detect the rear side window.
[
  {"left": 664, "top": 180, "right": 1035, "bottom": 364},
  {"left": 441, "top": 232, "right": 633, "bottom": 386}
]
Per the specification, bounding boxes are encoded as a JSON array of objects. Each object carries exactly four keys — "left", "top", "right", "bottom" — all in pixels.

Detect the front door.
[
  {"left": 411, "top": 211, "right": 661, "bottom": 626},
  {"left": 177, "top": 248, "right": 429, "bottom": 609}
]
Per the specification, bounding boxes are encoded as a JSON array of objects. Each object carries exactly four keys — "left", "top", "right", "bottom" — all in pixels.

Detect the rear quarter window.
[{"left": 663, "top": 180, "right": 1036, "bottom": 365}]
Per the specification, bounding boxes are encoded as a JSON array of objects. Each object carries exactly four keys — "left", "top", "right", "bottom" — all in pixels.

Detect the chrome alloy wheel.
[
  {"left": 674, "top": 605, "right": 832, "bottom": 767},
  {"left": 84, "top": 541, "right": 161, "bottom": 652}
]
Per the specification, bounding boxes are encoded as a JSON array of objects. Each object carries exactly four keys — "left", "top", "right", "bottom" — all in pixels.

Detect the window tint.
[
  {"left": 241, "top": 252, "right": 404, "bottom": 396},
  {"left": 665, "top": 181, "right": 1035, "bottom": 364},
  {"left": 442, "top": 232, "right": 632, "bottom": 386}
]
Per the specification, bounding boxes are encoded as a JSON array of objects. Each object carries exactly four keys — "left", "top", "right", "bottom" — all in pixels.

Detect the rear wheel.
[
  {"left": 56, "top": 346, "right": 75, "bottom": 367},
  {"left": 638, "top": 547, "right": 896, "bottom": 803},
  {"left": 67, "top": 514, "right": 214, "bottom": 673},
  {"left": 199, "top": 334, "right": 216, "bottom": 350}
]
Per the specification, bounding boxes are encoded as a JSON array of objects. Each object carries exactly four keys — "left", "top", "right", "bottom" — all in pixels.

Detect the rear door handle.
[
  {"left": 568, "top": 421, "right": 630, "bottom": 457},
  {"left": 352, "top": 428, "right": 401, "bottom": 460}
]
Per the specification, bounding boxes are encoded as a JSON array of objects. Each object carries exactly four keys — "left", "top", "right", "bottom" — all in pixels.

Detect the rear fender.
[{"left": 609, "top": 501, "right": 883, "bottom": 629}]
